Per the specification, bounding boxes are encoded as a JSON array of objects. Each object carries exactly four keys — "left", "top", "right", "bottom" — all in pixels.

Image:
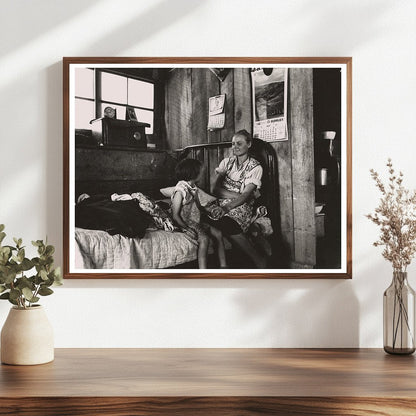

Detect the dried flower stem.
[{"left": 366, "top": 159, "right": 416, "bottom": 272}]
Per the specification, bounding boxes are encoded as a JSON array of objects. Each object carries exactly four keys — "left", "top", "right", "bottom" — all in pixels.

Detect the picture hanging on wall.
[{"left": 63, "top": 57, "right": 352, "bottom": 279}]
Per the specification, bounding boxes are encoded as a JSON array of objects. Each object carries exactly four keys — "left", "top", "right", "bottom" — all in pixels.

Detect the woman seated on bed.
[{"left": 209, "top": 129, "right": 267, "bottom": 268}]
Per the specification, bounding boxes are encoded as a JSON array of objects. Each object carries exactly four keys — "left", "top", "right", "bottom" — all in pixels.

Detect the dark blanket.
[{"left": 75, "top": 195, "right": 152, "bottom": 238}]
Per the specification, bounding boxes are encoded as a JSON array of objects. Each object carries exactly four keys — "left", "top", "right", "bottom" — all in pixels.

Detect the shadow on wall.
[
  {"left": 84, "top": 0, "right": 203, "bottom": 55},
  {"left": 45, "top": 0, "right": 204, "bottom": 263},
  {"left": 288, "top": 0, "right": 393, "bottom": 52},
  {"left": 2, "top": 0, "right": 202, "bottom": 57},
  {"left": 57, "top": 277, "right": 359, "bottom": 348},
  {"left": 1, "top": 0, "right": 101, "bottom": 56},
  {"left": 233, "top": 280, "right": 359, "bottom": 348}
]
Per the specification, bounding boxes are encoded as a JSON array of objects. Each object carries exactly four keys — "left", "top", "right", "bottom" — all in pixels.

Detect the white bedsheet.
[{"left": 75, "top": 227, "right": 198, "bottom": 269}]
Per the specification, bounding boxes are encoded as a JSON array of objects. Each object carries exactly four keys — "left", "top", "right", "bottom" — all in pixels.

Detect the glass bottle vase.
[{"left": 383, "top": 271, "right": 415, "bottom": 355}]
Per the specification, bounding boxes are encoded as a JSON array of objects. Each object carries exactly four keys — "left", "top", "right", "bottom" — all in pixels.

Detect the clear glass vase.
[{"left": 383, "top": 271, "right": 415, "bottom": 355}]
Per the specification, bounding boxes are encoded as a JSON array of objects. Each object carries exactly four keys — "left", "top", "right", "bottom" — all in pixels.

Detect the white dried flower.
[{"left": 366, "top": 160, "right": 416, "bottom": 272}]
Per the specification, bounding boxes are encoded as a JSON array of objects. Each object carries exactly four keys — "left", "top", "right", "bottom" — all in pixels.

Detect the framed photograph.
[
  {"left": 63, "top": 57, "right": 352, "bottom": 279},
  {"left": 125, "top": 106, "right": 138, "bottom": 121}
]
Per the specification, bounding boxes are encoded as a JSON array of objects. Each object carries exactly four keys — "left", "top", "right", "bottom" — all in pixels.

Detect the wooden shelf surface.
[{"left": 1, "top": 348, "right": 416, "bottom": 415}]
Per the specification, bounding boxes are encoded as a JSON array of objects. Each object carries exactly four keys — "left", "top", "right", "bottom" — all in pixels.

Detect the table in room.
[{"left": 1, "top": 348, "right": 415, "bottom": 415}]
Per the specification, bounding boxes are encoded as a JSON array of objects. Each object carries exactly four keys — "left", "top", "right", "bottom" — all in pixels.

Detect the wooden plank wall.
[{"left": 164, "top": 68, "right": 316, "bottom": 268}]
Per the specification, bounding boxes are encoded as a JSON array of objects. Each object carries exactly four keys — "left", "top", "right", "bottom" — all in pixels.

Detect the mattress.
[{"left": 75, "top": 227, "right": 198, "bottom": 269}]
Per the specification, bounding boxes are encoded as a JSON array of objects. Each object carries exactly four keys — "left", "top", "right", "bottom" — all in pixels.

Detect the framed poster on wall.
[{"left": 63, "top": 57, "right": 352, "bottom": 279}]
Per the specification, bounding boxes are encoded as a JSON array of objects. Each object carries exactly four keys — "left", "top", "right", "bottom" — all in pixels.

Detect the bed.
[{"left": 74, "top": 138, "right": 279, "bottom": 269}]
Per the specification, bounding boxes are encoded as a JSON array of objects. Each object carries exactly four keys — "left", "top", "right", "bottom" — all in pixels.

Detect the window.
[
  {"left": 74, "top": 68, "right": 95, "bottom": 130},
  {"left": 74, "top": 69, "right": 155, "bottom": 134}
]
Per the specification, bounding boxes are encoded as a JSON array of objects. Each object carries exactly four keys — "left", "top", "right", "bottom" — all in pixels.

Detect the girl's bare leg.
[
  {"left": 197, "top": 234, "right": 209, "bottom": 269},
  {"left": 209, "top": 226, "right": 227, "bottom": 267}
]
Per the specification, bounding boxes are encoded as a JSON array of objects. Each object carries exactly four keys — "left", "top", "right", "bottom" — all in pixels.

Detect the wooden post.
[
  {"left": 233, "top": 68, "right": 252, "bottom": 133},
  {"left": 220, "top": 69, "right": 235, "bottom": 142},
  {"left": 289, "top": 68, "right": 316, "bottom": 268}
]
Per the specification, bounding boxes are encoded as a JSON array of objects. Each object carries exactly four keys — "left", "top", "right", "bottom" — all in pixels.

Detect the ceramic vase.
[{"left": 1, "top": 305, "right": 54, "bottom": 365}]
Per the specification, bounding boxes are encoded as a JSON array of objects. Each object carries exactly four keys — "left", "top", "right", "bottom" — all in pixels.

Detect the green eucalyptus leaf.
[
  {"left": 37, "top": 256, "right": 53, "bottom": 267},
  {"left": 13, "top": 237, "right": 23, "bottom": 248},
  {"left": 17, "top": 276, "right": 35, "bottom": 290},
  {"left": 0, "top": 224, "right": 5, "bottom": 232},
  {"left": 17, "top": 248, "right": 25, "bottom": 262},
  {"left": 42, "top": 276, "right": 53, "bottom": 287},
  {"left": 53, "top": 267, "right": 63, "bottom": 285},
  {"left": 39, "top": 269, "right": 48, "bottom": 281},
  {"left": 22, "top": 287, "right": 34, "bottom": 301},
  {"left": 0, "top": 232, "right": 5, "bottom": 244},
  {"left": 38, "top": 287, "right": 53, "bottom": 296},
  {"left": 0, "top": 285, "right": 6, "bottom": 293},
  {"left": 9, "top": 288, "right": 21, "bottom": 301},
  {"left": 32, "top": 240, "right": 43, "bottom": 247},
  {"left": 9, "top": 263, "right": 21, "bottom": 275},
  {"left": 21, "top": 258, "right": 34, "bottom": 271},
  {"left": 45, "top": 245, "right": 55, "bottom": 256},
  {"left": 1, "top": 269, "right": 17, "bottom": 285},
  {"left": 8, "top": 297, "right": 18, "bottom": 306},
  {"left": 0, "top": 246, "right": 10, "bottom": 256},
  {"left": 34, "top": 275, "right": 43, "bottom": 285}
]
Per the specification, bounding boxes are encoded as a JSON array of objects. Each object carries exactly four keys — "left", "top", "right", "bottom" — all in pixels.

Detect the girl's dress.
[{"left": 172, "top": 180, "right": 207, "bottom": 240}]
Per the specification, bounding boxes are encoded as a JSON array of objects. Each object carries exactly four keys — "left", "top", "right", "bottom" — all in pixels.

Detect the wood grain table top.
[{"left": 1, "top": 348, "right": 415, "bottom": 398}]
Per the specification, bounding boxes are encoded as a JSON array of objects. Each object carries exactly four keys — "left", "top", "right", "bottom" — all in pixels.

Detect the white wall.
[{"left": 0, "top": 0, "right": 415, "bottom": 348}]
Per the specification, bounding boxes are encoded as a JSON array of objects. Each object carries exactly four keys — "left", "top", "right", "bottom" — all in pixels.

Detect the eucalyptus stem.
[{"left": 0, "top": 224, "right": 62, "bottom": 308}]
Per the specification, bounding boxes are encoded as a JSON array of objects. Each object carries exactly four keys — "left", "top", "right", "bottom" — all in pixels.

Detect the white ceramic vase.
[{"left": 1, "top": 305, "right": 54, "bottom": 365}]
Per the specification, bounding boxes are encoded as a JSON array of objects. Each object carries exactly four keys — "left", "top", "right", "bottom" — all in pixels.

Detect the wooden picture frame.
[{"left": 63, "top": 57, "right": 352, "bottom": 279}]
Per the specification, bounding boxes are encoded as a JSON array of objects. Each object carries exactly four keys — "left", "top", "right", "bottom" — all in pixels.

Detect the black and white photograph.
[{"left": 63, "top": 58, "right": 351, "bottom": 279}]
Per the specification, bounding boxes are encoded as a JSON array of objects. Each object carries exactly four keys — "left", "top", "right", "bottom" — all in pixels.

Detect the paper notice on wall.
[
  {"left": 207, "top": 94, "right": 226, "bottom": 130},
  {"left": 251, "top": 68, "right": 288, "bottom": 141}
]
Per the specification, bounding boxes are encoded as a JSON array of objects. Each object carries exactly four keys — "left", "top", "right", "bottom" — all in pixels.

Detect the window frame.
[{"left": 74, "top": 68, "right": 155, "bottom": 133}]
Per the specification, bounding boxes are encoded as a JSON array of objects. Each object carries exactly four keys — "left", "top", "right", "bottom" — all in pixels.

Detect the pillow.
[
  {"left": 198, "top": 189, "right": 217, "bottom": 206},
  {"left": 160, "top": 186, "right": 175, "bottom": 197}
]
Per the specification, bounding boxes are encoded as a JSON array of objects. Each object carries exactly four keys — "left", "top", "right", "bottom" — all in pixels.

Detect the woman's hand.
[
  {"left": 222, "top": 184, "right": 257, "bottom": 213},
  {"left": 209, "top": 205, "right": 225, "bottom": 219},
  {"left": 221, "top": 203, "right": 233, "bottom": 214}
]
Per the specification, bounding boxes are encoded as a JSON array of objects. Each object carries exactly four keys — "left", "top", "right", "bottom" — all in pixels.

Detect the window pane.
[
  {"left": 100, "top": 103, "right": 126, "bottom": 120},
  {"left": 128, "top": 79, "right": 154, "bottom": 109},
  {"left": 135, "top": 109, "right": 154, "bottom": 134},
  {"left": 75, "top": 68, "right": 94, "bottom": 99},
  {"left": 101, "top": 72, "right": 127, "bottom": 103},
  {"left": 75, "top": 98, "right": 95, "bottom": 130}
]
